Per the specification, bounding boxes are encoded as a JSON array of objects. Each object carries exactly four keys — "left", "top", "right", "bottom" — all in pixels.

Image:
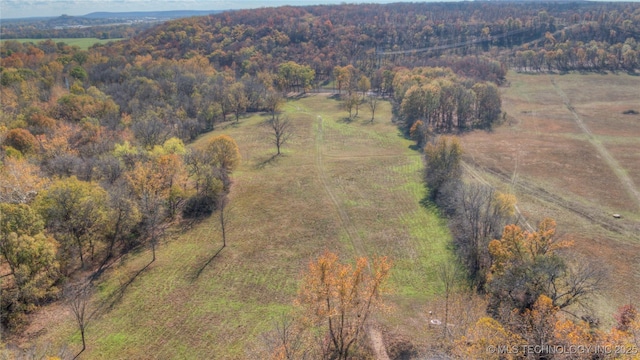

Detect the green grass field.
[
  {"left": 26, "top": 94, "right": 454, "bottom": 358},
  {"left": 0, "top": 38, "right": 123, "bottom": 50}
]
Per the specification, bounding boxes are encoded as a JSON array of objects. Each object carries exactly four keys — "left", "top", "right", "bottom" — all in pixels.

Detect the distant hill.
[
  {"left": 82, "top": 10, "right": 225, "bottom": 19},
  {"left": 0, "top": 10, "right": 226, "bottom": 39}
]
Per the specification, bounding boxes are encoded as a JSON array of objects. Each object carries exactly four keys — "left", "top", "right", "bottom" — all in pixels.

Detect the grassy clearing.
[
  {"left": 461, "top": 71, "right": 640, "bottom": 323},
  {"left": 28, "top": 94, "right": 453, "bottom": 358},
  {"left": 0, "top": 38, "right": 123, "bottom": 49}
]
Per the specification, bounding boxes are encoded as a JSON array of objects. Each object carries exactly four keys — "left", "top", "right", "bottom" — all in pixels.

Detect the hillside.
[{"left": 17, "top": 95, "right": 454, "bottom": 358}]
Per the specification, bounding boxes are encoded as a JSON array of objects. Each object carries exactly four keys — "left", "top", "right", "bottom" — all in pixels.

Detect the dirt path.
[
  {"left": 550, "top": 77, "right": 640, "bottom": 211},
  {"left": 464, "top": 158, "right": 639, "bottom": 239},
  {"left": 368, "top": 327, "right": 391, "bottom": 360}
]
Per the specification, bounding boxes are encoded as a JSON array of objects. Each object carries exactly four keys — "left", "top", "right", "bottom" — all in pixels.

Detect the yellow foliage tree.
[
  {"left": 453, "top": 316, "right": 524, "bottom": 360},
  {"left": 206, "top": 134, "right": 241, "bottom": 173}
]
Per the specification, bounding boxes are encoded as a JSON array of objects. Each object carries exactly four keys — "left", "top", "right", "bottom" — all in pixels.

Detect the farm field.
[
  {"left": 17, "top": 95, "right": 454, "bottom": 358},
  {"left": 0, "top": 38, "right": 122, "bottom": 49},
  {"left": 460, "top": 71, "right": 640, "bottom": 320}
]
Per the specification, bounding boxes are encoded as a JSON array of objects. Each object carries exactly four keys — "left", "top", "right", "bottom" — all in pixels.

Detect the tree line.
[
  {"left": 0, "top": 131, "right": 240, "bottom": 329},
  {"left": 395, "top": 67, "right": 502, "bottom": 137}
]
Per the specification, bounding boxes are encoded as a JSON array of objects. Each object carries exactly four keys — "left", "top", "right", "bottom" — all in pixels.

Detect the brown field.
[{"left": 461, "top": 71, "right": 640, "bottom": 321}]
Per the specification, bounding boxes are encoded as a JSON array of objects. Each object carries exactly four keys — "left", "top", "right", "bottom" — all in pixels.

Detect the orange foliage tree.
[{"left": 295, "top": 250, "right": 392, "bottom": 360}]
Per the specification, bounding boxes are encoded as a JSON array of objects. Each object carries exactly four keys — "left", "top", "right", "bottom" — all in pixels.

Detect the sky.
[{"left": 0, "top": 0, "right": 401, "bottom": 19}]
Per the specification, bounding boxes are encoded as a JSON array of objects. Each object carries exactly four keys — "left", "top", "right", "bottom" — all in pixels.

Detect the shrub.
[{"left": 4, "top": 128, "right": 37, "bottom": 154}]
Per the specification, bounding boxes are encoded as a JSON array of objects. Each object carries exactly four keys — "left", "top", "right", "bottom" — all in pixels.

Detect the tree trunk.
[
  {"left": 151, "top": 235, "right": 156, "bottom": 263},
  {"left": 73, "top": 328, "right": 86, "bottom": 360},
  {"left": 220, "top": 204, "right": 226, "bottom": 248}
]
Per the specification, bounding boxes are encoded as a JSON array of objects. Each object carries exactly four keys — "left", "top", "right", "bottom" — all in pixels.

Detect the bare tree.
[
  {"left": 268, "top": 115, "right": 293, "bottom": 156},
  {"left": 452, "top": 182, "right": 514, "bottom": 290},
  {"left": 550, "top": 256, "right": 607, "bottom": 310},
  {"left": 219, "top": 194, "right": 229, "bottom": 248},
  {"left": 367, "top": 94, "right": 379, "bottom": 123},
  {"left": 437, "top": 262, "right": 462, "bottom": 344},
  {"left": 261, "top": 313, "right": 310, "bottom": 360},
  {"left": 69, "top": 285, "right": 90, "bottom": 359}
]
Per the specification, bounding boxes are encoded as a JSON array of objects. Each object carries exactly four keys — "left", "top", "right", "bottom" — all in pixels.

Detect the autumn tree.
[
  {"left": 516, "top": 295, "right": 560, "bottom": 354},
  {"left": 183, "top": 135, "right": 240, "bottom": 219},
  {"left": 277, "top": 61, "right": 315, "bottom": 93},
  {"left": 268, "top": 115, "right": 293, "bottom": 156},
  {"left": 0, "top": 157, "right": 47, "bottom": 204},
  {"left": 472, "top": 82, "right": 502, "bottom": 129},
  {"left": 357, "top": 75, "right": 371, "bottom": 100},
  {"left": 124, "top": 149, "right": 189, "bottom": 261},
  {"left": 35, "top": 176, "right": 111, "bottom": 271},
  {"left": 296, "top": 251, "right": 392, "bottom": 360},
  {"left": 183, "top": 148, "right": 224, "bottom": 218},
  {"left": 409, "top": 120, "right": 431, "bottom": 148},
  {"left": 4, "top": 128, "right": 38, "bottom": 155},
  {"left": 333, "top": 65, "right": 356, "bottom": 95},
  {"left": 0, "top": 203, "right": 60, "bottom": 329},
  {"left": 228, "top": 82, "right": 248, "bottom": 123},
  {"left": 610, "top": 304, "right": 640, "bottom": 352},
  {"left": 131, "top": 110, "right": 171, "bottom": 149},
  {"left": 615, "top": 304, "right": 638, "bottom": 333},
  {"left": 153, "top": 152, "right": 190, "bottom": 219},
  {"left": 453, "top": 317, "right": 523, "bottom": 360},
  {"left": 487, "top": 219, "right": 604, "bottom": 318},
  {"left": 423, "top": 136, "right": 463, "bottom": 207},
  {"left": 101, "top": 179, "right": 141, "bottom": 260},
  {"left": 206, "top": 134, "right": 241, "bottom": 176}
]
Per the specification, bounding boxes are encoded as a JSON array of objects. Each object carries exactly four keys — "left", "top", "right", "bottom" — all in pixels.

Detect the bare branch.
[{"left": 268, "top": 115, "right": 293, "bottom": 156}]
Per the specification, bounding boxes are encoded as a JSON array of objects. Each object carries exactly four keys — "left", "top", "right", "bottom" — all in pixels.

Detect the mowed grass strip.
[{"left": 36, "top": 94, "right": 452, "bottom": 358}]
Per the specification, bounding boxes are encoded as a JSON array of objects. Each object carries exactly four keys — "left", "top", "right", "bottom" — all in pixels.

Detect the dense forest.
[{"left": 1, "top": 1, "right": 640, "bottom": 357}]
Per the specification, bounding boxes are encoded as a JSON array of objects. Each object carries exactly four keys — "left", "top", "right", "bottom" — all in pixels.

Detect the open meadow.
[
  {"left": 460, "top": 71, "right": 640, "bottom": 321},
  {"left": 18, "top": 94, "right": 454, "bottom": 358},
  {"left": 0, "top": 38, "right": 122, "bottom": 50}
]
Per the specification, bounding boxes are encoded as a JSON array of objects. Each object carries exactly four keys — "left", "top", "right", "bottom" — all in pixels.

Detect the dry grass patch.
[{"left": 461, "top": 71, "right": 640, "bottom": 324}]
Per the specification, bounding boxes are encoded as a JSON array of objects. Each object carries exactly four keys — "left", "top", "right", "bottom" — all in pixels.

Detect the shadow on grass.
[
  {"left": 92, "top": 257, "right": 155, "bottom": 317},
  {"left": 254, "top": 154, "right": 280, "bottom": 169},
  {"left": 191, "top": 245, "right": 225, "bottom": 281},
  {"left": 419, "top": 195, "right": 432, "bottom": 209},
  {"left": 289, "top": 92, "right": 311, "bottom": 100}
]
